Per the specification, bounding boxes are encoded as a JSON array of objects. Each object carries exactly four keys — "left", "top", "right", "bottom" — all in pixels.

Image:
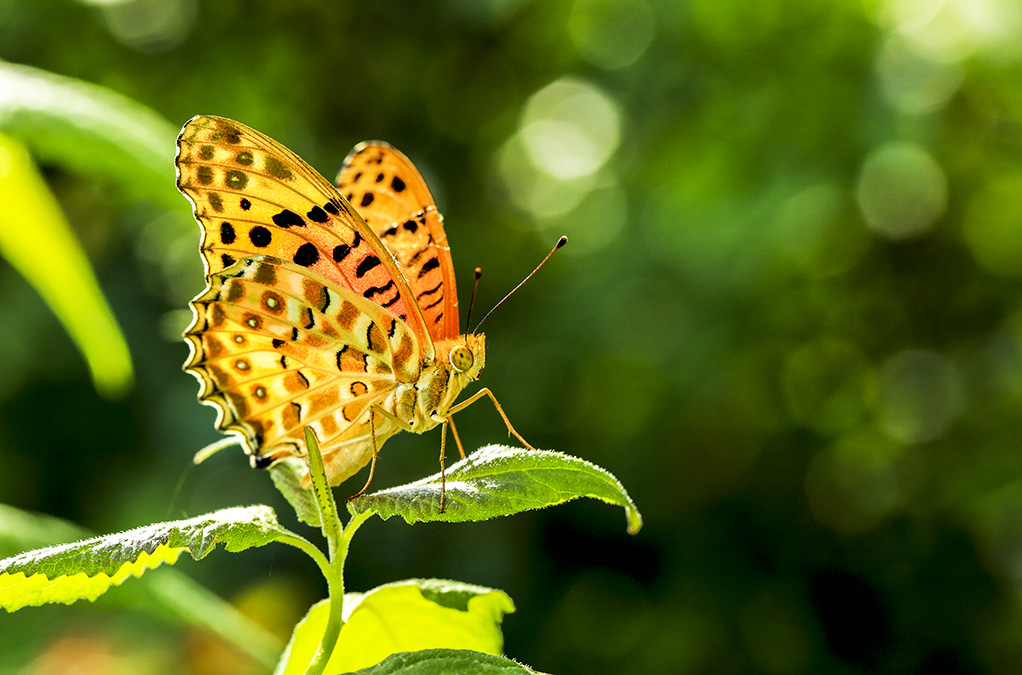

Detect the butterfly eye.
[{"left": 449, "top": 345, "right": 474, "bottom": 373}]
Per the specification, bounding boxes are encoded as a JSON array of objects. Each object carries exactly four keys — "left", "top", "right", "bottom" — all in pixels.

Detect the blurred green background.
[{"left": 4, "top": 0, "right": 1022, "bottom": 673}]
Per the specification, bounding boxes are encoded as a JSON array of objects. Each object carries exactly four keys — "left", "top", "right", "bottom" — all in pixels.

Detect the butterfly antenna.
[
  {"left": 472, "top": 236, "right": 567, "bottom": 334},
  {"left": 464, "top": 267, "right": 483, "bottom": 335}
]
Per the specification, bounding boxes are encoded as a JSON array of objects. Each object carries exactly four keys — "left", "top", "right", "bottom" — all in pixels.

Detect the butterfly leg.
[
  {"left": 347, "top": 409, "right": 381, "bottom": 502},
  {"left": 447, "top": 414, "right": 467, "bottom": 459},
  {"left": 438, "top": 416, "right": 449, "bottom": 513},
  {"left": 448, "top": 388, "right": 535, "bottom": 450}
]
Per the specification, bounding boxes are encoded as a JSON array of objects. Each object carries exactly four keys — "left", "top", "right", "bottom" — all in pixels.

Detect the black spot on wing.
[
  {"left": 356, "top": 255, "right": 381, "bottom": 278},
  {"left": 423, "top": 294, "right": 444, "bottom": 311},
  {"left": 391, "top": 176, "right": 406, "bottom": 193},
  {"left": 272, "top": 338, "right": 285, "bottom": 348},
  {"left": 363, "top": 279, "right": 396, "bottom": 302},
  {"left": 294, "top": 243, "right": 320, "bottom": 267},
  {"left": 240, "top": 197, "right": 252, "bottom": 211},
  {"left": 417, "top": 280, "right": 442, "bottom": 300},
  {"left": 307, "top": 205, "right": 329, "bottom": 223},
  {"left": 360, "top": 192, "right": 375, "bottom": 208},
  {"left": 249, "top": 226, "right": 271, "bottom": 247},
  {"left": 273, "top": 209, "right": 305, "bottom": 228},
  {"left": 418, "top": 256, "right": 440, "bottom": 279},
  {"left": 220, "top": 221, "right": 236, "bottom": 244}
]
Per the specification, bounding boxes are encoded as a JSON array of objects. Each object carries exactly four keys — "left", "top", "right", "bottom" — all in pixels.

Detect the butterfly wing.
[
  {"left": 185, "top": 255, "right": 421, "bottom": 484},
  {"left": 176, "top": 115, "right": 434, "bottom": 358},
  {"left": 336, "top": 142, "right": 460, "bottom": 341}
]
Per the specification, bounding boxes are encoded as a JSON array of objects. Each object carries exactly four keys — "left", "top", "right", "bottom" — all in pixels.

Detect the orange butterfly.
[{"left": 175, "top": 115, "right": 531, "bottom": 498}]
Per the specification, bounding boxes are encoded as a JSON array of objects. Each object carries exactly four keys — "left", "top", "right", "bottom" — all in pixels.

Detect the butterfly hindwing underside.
[{"left": 184, "top": 255, "right": 421, "bottom": 483}]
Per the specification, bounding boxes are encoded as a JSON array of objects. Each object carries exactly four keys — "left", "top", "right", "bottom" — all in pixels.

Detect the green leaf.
[
  {"left": 341, "top": 649, "right": 545, "bottom": 675},
  {"left": 0, "top": 133, "right": 133, "bottom": 398},
  {"left": 348, "top": 445, "right": 643, "bottom": 534},
  {"left": 0, "top": 61, "right": 180, "bottom": 208},
  {"left": 271, "top": 456, "right": 322, "bottom": 528},
  {"left": 0, "top": 505, "right": 296, "bottom": 611},
  {"left": 275, "top": 579, "right": 515, "bottom": 675},
  {"left": 0, "top": 503, "right": 284, "bottom": 665}
]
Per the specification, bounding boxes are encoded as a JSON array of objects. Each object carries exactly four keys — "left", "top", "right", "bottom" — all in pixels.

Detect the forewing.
[
  {"left": 175, "top": 115, "right": 434, "bottom": 357},
  {"left": 337, "top": 141, "right": 460, "bottom": 341}
]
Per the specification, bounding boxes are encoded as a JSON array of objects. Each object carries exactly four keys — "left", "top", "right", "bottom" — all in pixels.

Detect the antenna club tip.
[
  {"left": 474, "top": 267, "right": 483, "bottom": 278},
  {"left": 556, "top": 235, "right": 568, "bottom": 248}
]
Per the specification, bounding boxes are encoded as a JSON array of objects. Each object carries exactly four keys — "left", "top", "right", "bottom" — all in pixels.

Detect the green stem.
[
  {"left": 276, "top": 530, "right": 341, "bottom": 675},
  {"left": 300, "top": 426, "right": 357, "bottom": 675},
  {"left": 305, "top": 428, "right": 343, "bottom": 559}
]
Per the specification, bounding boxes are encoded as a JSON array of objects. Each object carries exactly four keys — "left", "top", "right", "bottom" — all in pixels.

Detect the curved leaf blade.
[
  {"left": 0, "top": 133, "right": 133, "bottom": 397},
  {"left": 276, "top": 579, "right": 515, "bottom": 675},
  {"left": 0, "top": 503, "right": 283, "bottom": 665},
  {"left": 343, "top": 649, "right": 544, "bottom": 675},
  {"left": 348, "top": 445, "right": 643, "bottom": 534},
  {"left": 0, "top": 505, "right": 292, "bottom": 611},
  {"left": 0, "top": 61, "right": 180, "bottom": 208},
  {"left": 270, "top": 456, "right": 322, "bottom": 528}
]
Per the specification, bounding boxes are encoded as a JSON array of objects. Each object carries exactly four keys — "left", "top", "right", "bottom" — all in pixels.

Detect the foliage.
[
  {"left": 1, "top": 428, "right": 638, "bottom": 672},
  {"left": 4, "top": 0, "right": 1022, "bottom": 673}
]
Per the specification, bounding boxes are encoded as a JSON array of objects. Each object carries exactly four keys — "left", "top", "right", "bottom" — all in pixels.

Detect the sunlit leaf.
[
  {"left": 275, "top": 579, "right": 514, "bottom": 675},
  {"left": 348, "top": 445, "right": 643, "bottom": 534},
  {"left": 0, "top": 61, "right": 179, "bottom": 207},
  {"left": 343, "top": 649, "right": 544, "bottom": 675},
  {"left": 0, "top": 133, "right": 132, "bottom": 397},
  {"left": 0, "top": 505, "right": 294, "bottom": 612},
  {"left": 0, "top": 503, "right": 283, "bottom": 665}
]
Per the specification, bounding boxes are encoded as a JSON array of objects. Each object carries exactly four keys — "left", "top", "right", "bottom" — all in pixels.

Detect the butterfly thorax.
[{"left": 403, "top": 333, "right": 486, "bottom": 432}]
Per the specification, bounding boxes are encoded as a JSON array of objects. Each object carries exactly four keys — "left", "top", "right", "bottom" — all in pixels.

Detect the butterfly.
[{"left": 175, "top": 115, "right": 532, "bottom": 500}]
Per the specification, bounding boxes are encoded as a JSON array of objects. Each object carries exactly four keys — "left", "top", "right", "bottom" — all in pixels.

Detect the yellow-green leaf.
[
  {"left": 276, "top": 579, "right": 515, "bottom": 674},
  {"left": 0, "top": 133, "right": 132, "bottom": 397},
  {"left": 0, "top": 505, "right": 292, "bottom": 612}
]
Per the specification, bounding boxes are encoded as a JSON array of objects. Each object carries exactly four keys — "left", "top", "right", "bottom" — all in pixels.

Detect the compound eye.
[{"left": 449, "top": 345, "right": 474, "bottom": 372}]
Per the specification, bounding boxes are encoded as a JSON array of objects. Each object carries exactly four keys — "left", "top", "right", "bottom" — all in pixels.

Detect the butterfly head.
[{"left": 444, "top": 333, "right": 486, "bottom": 381}]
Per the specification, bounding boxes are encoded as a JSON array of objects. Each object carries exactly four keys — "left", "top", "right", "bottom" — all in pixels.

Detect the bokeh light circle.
[{"left": 856, "top": 142, "right": 947, "bottom": 240}]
